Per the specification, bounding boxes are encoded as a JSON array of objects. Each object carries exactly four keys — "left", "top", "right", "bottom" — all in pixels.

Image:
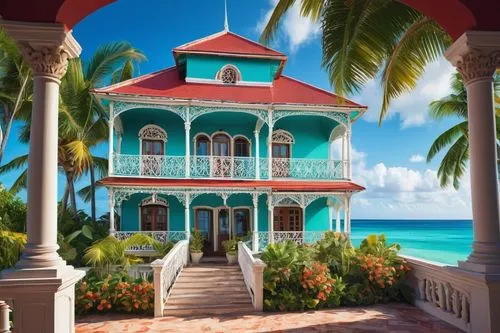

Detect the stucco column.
[
  {"left": 0, "top": 21, "right": 85, "bottom": 333},
  {"left": 108, "top": 189, "right": 116, "bottom": 235},
  {"left": 185, "top": 120, "right": 191, "bottom": 178},
  {"left": 268, "top": 195, "right": 274, "bottom": 243},
  {"left": 254, "top": 130, "right": 260, "bottom": 179},
  {"left": 336, "top": 208, "right": 341, "bottom": 232},
  {"left": 344, "top": 196, "right": 351, "bottom": 234},
  {"left": 267, "top": 109, "right": 273, "bottom": 180},
  {"left": 346, "top": 125, "right": 352, "bottom": 180},
  {"left": 328, "top": 204, "right": 333, "bottom": 231},
  {"left": 184, "top": 193, "right": 191, "bottom": 240},
  {"left": 446, "top": 31, "right": 500, "bottom": 273},
  {"left": 108, "top": 102, "right": 114, "bottom": 175},
  {"left": 252, "top": 193, "right": 259, "bottom": 252}
]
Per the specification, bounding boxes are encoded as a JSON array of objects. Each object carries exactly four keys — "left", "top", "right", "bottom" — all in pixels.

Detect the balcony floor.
[{"left": 76, "top": 303, "right": 458, "bottom": 333}]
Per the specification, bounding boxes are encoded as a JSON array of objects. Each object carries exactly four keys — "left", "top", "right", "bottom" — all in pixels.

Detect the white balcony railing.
[
  {"left": 253, "top": 231, "right": 326, "bottom": 250},
  {"left": 113, "top": 154, "right": 347, "bottom": 180},
  {"left": 114, "top": 231, "right": 186, "bottom": 252}
]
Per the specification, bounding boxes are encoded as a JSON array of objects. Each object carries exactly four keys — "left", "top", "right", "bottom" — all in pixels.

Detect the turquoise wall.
[
  {"left": 120, "top": 193, "right": 328, "bottom": 233},
  {"left": 186, "top": 54, "right": 280, "bottom": 83},
  {"left": 120, "top": 193, "right": 185, "bottom": 232}
]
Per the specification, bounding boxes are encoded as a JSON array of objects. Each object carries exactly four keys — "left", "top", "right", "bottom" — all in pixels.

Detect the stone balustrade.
[{"left": 238, "top": 242, "right": 266, "bottom": 311}]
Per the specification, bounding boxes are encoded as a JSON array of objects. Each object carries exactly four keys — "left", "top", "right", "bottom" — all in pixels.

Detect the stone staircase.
[{"left": 164, "top": 264, "right": 255, "bottom": 316}]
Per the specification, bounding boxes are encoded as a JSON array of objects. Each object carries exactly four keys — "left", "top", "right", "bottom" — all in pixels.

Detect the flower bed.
[
  {"left": 76, "top": 271, "right": 154, "bottom": 315},
  {"left": 262, "top": 233, "right": 411, "bottom": 311}
]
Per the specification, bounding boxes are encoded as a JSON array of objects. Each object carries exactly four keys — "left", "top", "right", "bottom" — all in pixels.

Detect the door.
[
  {"left": 217, "top": 209, "right": 230, "bottom": 252},
  {"left": 195, "top": 209, "right": 213, "bottom": 255},
  {"left": 212, "top": 134, "right": 231, "bottom": 177},
  {"left": 272, "top": 143, "right": 291, "bottom": 177},
  {"left": 273, "top": 207, "right": 303, "bottom": 231},
  {"left": 142, "top": 139, "right": 164, "bottom": 176},
  {"left": 141, "top": 205, "right": 168, "bottom": 231},
  {"left": 234, "top": 208, "right": 250, "bottom": 238}
]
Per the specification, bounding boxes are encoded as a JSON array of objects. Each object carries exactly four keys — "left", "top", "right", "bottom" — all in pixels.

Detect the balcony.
[{"left": 113, "top": 154, "right": 347, "bottom": 180}]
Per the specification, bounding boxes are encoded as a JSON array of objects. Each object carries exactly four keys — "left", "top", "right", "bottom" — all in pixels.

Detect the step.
[
  {"left": 172, "top": 285, "right": 249, "bottom": 293},
  {"left": 168, "top": 291, "right": 250, "bottom": 300},
  {"left": 163, "top": 303, "right": 255, "bottom": 316},
  {"left": 167, "top": 296, "right": 252, "bottom": 306},
  {"left": 180, "top": 269, "right": 242, "bottom": 275},
  {"left": 169, "top": 288, "right": 249, "bottom": 297},
  {"left": 183, "top": 267, "right": 241, "bottom": 273},
  {"left": 178, "top": 275, "right": 244, "bottom": 283}
]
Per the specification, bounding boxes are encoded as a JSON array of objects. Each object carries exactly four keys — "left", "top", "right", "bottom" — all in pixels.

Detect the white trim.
[
  {"left": 185, "top": 76, "right": 273, "bottom": 87},
  {"left": 232, "top": 206, "right": 253, "bottom": 234},
  {"left": 216, "top": 64, "right": 242, "bottom": 83},
  {"left": 139, "top": 195, "right": 169, "bottom": 207},
  {"left": 272, "top": 129, "right": 295, "bottom": 144},
  {"left": 193, "top": 132, "right": 212, "bottom": 156},
  {"left": 138, "top": 124, "right": 167, "bottom": 158},
  {"left": 211, "top": 131, "right": 233, "bottom": 156},
  {"left": 194, "top": 206, "right": 216, "bottom": 252},
  {"left": 233, "top": 135, "right": 252, "bottom": 157}
]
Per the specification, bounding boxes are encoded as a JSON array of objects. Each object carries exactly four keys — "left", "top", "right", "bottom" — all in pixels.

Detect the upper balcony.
[{"left": 113, "top": 154, "right": 349, "bottom": 180}]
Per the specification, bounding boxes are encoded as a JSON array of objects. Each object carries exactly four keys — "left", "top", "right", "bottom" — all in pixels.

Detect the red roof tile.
[
  {"left": 173, "top": 31, "right": 286, "bottom": 59},
  {"left": 95, "top": 67, "right": 365, "bottom": 108},
  {"left": 98, "top": 177, "right": 365, "bottom": 192}
]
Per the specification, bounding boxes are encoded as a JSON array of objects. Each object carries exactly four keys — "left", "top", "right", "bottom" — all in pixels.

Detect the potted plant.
[
  {"left": 222, "top": 239, "right": 237, "bottom": 264},
  {"left": 189, "top": 230, "right": 204, "bottom": 264}
]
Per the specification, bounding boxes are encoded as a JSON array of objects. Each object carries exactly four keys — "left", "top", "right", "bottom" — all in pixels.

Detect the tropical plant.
[
  {"left": 0, "top": 42, "right": 145, "bottom": 220},
  {"left": 314, "top": 231, "right": 355, "bottom": 276},
  {"left": 0, "top": 28, "right": 33, "bottom": 165},
  {"left": 76, "top": 271, "right": 154, "bottom": 315},
  {"left": 0, "top": 185, "right": 26, "bottom": 232},
  {"left": 0, "top": 228, "right": 26, "bottom": 269},
  {"left": 83, "top": 234, "right": 170, "bottom": 276},
  {"left": 189, "top": 230, "right": 205, "bottom": 253},
  {"left": 221, "top": 239, "right": 237, "bottom": 255},
  {"left": 260, "top": 0, "right": 452, "bottom": 123},
  {"left": 426, "top": 72, "right": 500, "bottom": 189}
]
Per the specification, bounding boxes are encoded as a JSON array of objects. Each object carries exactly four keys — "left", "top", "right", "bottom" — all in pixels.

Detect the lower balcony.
[{"left": 113, "top": 154, "right": 347, "bottom": 180}]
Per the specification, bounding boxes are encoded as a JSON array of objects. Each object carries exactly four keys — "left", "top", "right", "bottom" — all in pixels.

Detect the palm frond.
[
  {"left": 8, "top": 169, "right": 27, "bottom": 194},
  {"left": 426, "top": 121, "right": 468, "bottom": 162},
  {"left": 437, "top": 135, "right": 469, "bottom": 189},
  {"left": 0, "top": 154, "right": 28, "bottom": 174}
]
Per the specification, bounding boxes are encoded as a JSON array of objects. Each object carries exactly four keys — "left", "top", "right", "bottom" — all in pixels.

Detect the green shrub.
[
  {"left": 0, "top": 230, "right": 26, "bottom": 269},
  {"left": 75, "top": 271, "right": 154, "bottom": 315},
  {"left": 189, "top": 230, "right": 204, "bottom": 253},
  {"left": 222, "top": 239, "right": 237, "bottom": 255}
]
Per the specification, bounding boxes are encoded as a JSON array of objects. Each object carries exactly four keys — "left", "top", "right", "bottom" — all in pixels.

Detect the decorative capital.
[
  {"left": 252, "top": 193, "right": 259, "bottom": 207},
  {"left": 184, "top": 121, "right": 191, "bottom": 131},
  {"left": 20, "top": 44, "right": 70, "bottom": 79},
  {"left": 455, "top": 49, "right": 500, "bottom": 84}
]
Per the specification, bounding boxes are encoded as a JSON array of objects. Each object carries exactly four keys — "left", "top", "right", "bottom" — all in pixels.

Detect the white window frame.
[
  {"left": 138, "top": 195, "right": 170, "bottom": 231},
  {"left": 138, "top": 124, "right": 167, "bottom": 156}
]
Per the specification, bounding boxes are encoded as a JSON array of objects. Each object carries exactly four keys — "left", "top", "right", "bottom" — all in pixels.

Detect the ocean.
[{"left": 350, "top": 219, "right": 473, "bottom": 266}]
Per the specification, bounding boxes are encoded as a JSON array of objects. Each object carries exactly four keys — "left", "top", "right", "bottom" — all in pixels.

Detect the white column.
[
  {"left": 328, "top": 204, "right": 333, "bottom": 231},
  {"left": 254, "top": 130, "right": 260, "bottom": 179},
  {"left": 252, "top": 193, "right": 259, "bottom": 252},
  {"left": 184, "top": 193, "right": 191, "bottom": 240},
  {"left": 336, "top": 208, "right": 341, "bottom": 232},
  {"left": 446, "top": 31, "right": 500, "bottom": 273},
  {"left": 341, "top": 134, "right": 347, "bottom": 178},
  {"left": 108, "top": 102, "right": 114, "bottom": 175},
  {"left": 185, "top": 120, "right": 191, "bottom": 178},
  {"left": 108, "top": 189, "right": 116, "bottom": 234},
  {"left": 267, "top": 110, "right": 273, "bottom": 180},
  {"left": 302, "top": 206, "right": 306, "bottom": 232},
  {"left": 344, "top": 196, "right": 351, "bottom": 234},
  {"left": 268, "top": 195, "right": 274, "bottom": 243},
  {"left": 346, "top": 122, "right": 352, "bottom": 180},
  {"left": 0, "top": 22, "right": 85, "bottom": 333}
]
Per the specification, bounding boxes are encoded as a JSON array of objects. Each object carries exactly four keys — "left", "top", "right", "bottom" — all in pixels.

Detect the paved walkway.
[{"left": 76, "top": 303, "right": 460, "bottom": 333}]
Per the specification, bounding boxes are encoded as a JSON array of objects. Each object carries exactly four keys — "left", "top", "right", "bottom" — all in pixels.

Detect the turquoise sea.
[{"left": 350, "top": 220, "right": 473, "bottom": 266}]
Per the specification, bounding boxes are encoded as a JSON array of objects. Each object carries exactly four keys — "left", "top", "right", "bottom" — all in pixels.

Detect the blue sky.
[{"left": 0, "top": 0, "right": 472, "bottom": 219}]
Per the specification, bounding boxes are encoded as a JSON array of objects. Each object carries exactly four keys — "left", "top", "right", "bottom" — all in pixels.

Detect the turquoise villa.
[{"left": 94, "top": 27, "right": 367, "bottom": 254}]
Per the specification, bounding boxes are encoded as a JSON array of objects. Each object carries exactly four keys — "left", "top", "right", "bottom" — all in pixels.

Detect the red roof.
[
  {"left": 98, "top": 177, "right": 365, "bottom": 192},
  {"left": 173, "top": 30, "right": 286, "bottom": 59},
  {"left": 94, "top": 67, "right": 365, "bottom": 108}
]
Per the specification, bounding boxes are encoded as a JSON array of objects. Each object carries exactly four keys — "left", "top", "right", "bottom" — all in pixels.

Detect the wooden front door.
[
  {"left": 217, "top": 209, "right": 230, "bottom": 253},
  {"left": 273, "top": 207, "right": 303, "bottom": 231},
  {"left": 141, "top": 205, "right": 168, "bottom": 231},
  {"left": 272, "top": 143, "right": 291, "bottom": 177},
  {"left": 195, "top": 209, "right": 214, "bottom": 255},
  {"left": 234, "top": 208, "right": 250, "bottom": 238}
]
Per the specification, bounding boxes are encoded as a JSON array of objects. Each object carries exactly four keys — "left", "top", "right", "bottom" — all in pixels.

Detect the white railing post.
[
  {"left": 252, "top": 193, "right": 259, "bottom": 252},
  {"left": 151, "top": 259, "right": 164, "bottom": 317},
  {"left": 0, "top": 301, "right": 10, "bottom": 333},
  {"left": 184, "top": 193, "right": 190, "bottom": 241},
  {"left": 238, "top": 242, "right": 266, "bottom": 312},
  {"left": 254, "top": 130, "right": 260, "bottom": 179},
  {"left": 253, "top": 260, "right": 266, "bottom": 311},
  {"left": 184, "top": 119, "right": 191, "bottom": 178}
]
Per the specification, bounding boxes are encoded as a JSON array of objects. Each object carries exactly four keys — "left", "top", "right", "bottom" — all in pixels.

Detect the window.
[
  {"left": 234, "top": 208, "right": 250, "bottom": 237},
  {"left": 272, "top": 130, "right": 294, "bottom": 177},
  {"left": 140, "top": 196, "right": 168, "bottom": 231},
  {"left": 234, "top": 137, "right": 250, "bottom": 157},
  {"left": 273, "top": 207, "right": 302, "bottom": 232},
  {"left": 139, "top": 125, "right": 167, "bottom": 155},
  {"left": 142, "top": 140, "right": 164, "bottom": 156},
  {"left": 217, "top": 65, "right": 241, "bottom": 84},
  {"left": 212, "top": 134, "right": 231, "bottom": 156},
  {"left": 195, "top": 135, "right": 210, "bottom": 156}
]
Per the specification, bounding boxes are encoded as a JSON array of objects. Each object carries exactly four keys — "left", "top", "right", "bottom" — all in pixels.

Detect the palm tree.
[
  {"left": 0, "top": 42, "right": 145, "bottom": 220},
  {"left": 426, "top": 73, "right": 500, "bottom": 189},
  {"left": 0, "top": 28, "right": 32, "bottom": 165},
  {"left": 260, "top": 0, "right": 451, "bottom": 124}
]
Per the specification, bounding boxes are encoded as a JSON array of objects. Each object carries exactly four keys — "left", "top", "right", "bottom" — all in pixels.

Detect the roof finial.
[{"left": 224, "top": 0, "right": 229, "bottom": 31}]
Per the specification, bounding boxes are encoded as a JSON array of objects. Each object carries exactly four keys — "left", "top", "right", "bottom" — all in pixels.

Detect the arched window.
[
  {"left": 234, "top": 136, "right": 251, "bottom": 157},
  {"left": 217, "top": 65, "right": 241, "bottom": 84},
  {"left": 195, "top": 134, "right": 211, "bottom": 156},
  {"left": 272, "top": 130, "right": 294, "bottom": 159},
  {"left": 234, "top": 208, "right": 251, "bottom": 237},
  {"left": 139, "top": 125, "right": 167, "bottom": 156},
  {"left": 212, "top": 133, "right": 231, "bottom": 157},
  {"left": 140, "top": 195, "right": 168, "bottom": 231}
]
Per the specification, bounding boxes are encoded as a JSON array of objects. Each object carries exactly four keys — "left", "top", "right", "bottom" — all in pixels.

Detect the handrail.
[
  {"left": 238, "top": 241, "right": 266, "bottom": 311},
  {"left": 151, "top": 240, "right": 189, "bottom": 317}
]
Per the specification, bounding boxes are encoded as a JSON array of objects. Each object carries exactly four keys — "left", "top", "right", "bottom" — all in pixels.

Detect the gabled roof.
[
  {"left": 94, "top": 66, "right": 365, "bottom": 109},
  {"left": 173, "top": 30, "right": 286, "bottom": 60}
]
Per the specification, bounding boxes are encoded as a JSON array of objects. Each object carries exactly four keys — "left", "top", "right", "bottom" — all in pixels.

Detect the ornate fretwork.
[
  {"left": 189, "top": 105, "right": 268, "bottom": 123},
  {"left": 217, "top": 65, "right": 240, "bottom": 84},
  {"left": 20, "top": 44, "right": 70, "bottom": 79},
  {"left": 272, "top": 109, "right": 348, "bottom": 127},
  {"left": 455, "top": 49, "right": 500, "bottom": 84},
  {"left": 272, "top": 193, "right": 303, "bottom": 207},
  {"left": 140, "top": 195, "right": 169, "bottom": 207},
  {"left": 112, "top": 101, "right": 186, "bottom": 120},
  {"left": 138, "top": 124, "right": 167, "bottom": 141},
  {"left": 272, "top": 129, "right": 294, "bottom": 144}
]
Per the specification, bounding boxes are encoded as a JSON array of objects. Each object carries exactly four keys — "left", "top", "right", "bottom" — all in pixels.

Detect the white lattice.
[
  {"left": 190, "top": 156, "right": 256, "bottom": 179},
  {"left": 114, "top": 154, "right": 185, "bottom": 178},
  {"left": 272, "top": 109, "right": 348, "bottom": 126},
  {"left": 115, "top": 231, "right": 186, "bottom": 252},
  {"left": 254, "top": 231, "right": 326, "bottom": 250},
  {"left": 140, "top": 195, "right": 169, "bottom": 207},
  {"left": 272, "top": 158, "right": 344, "bottom": 180},
  {"left": 113, "top": 101, "right": 187, "bottom": 120},
  {"left": 218, "top": 65, "right": 240, "bottom": 84},
  {"left": 139, "top": 124, "right": 167, "bottom": 141},
  {"left": 189, "top": 105, "right": 268, "bottom": 123},
  {"left": 272, "top": 129, "right": 295, "bottom": 144}
]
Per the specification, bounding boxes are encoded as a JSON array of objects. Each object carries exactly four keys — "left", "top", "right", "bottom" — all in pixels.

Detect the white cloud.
[
  {"left": 358, "top": 58, "right": 456, "bottom": 129},
  {"left": 256, "top": 0, "right": 320, "bottom": 51},
  {"left": 345, "top": 144, "right": 472, "bottom": 219},
  {"left": 409, "top": 154, "right": 425, "bottom": 163}
]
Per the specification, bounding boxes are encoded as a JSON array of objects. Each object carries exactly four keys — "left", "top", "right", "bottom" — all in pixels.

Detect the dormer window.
[{"left": 217, "top": 65, "right": 241, "bottom": 84}]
